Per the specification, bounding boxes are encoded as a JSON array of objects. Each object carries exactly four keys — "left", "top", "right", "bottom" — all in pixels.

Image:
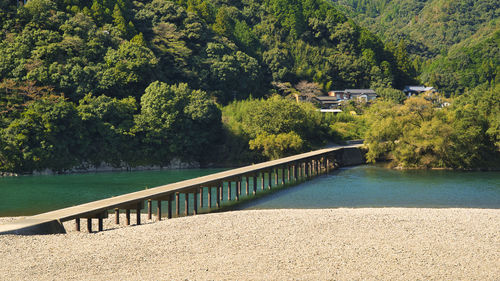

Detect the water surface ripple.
[{"left": 243, "top": 165, "right": 500, "bottom": 209}]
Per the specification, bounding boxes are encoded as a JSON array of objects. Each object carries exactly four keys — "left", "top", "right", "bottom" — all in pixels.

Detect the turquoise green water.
[
  {"left": 242, "top": 165, "right": 500, "bottom": 209},
  {"left": 0, "top": 169, "right": 225, "bottom": 216},
  {"left": 1, "top": 165, "right": 499, "bottom": 216}
]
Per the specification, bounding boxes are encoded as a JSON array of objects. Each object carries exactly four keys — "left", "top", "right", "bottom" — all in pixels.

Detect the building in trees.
[
  {"left": 313, "top": 96, "right": 341, "bottom": 110},
  {"left": 403, "top": 86, "right": 435, "bottom": 97},
  {"left": 327, "top": 89, "right": 378, "bottom": 102},
  {"left": 345, "top": 89, "right": 377, "bottom": 102},
  {"left": 315, "top": 88, "right": 378, "bottom": 112}
]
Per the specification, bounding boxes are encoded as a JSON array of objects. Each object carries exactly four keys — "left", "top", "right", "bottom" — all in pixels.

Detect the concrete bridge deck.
[{"left": 0, "top": 144, "right": 364, "bottom": 235}]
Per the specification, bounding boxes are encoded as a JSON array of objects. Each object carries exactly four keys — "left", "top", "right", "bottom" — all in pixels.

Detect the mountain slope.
[
  {"left": 332, "top": 0, "right": 500, "bottom": 94},
  {"left": 0, "top": 0, "right": 417, "bottom": 173},
  {"left": 333, "top": 0, "right": 499, "bottom": 57}
]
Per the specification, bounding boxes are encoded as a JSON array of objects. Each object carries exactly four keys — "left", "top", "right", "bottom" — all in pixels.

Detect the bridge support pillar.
[
  {"left": 87, "top": 218, "right": 92, "bottom": 233},
  {"left": 198, "top": 187, "right": 201, "bottom": 209},
  {"left": 208, "top": 187, "right": 212, "bottom": 208},
  {"left": 236, "top": 180, "right": 241, "bottom": 201},
  {"left": 273, "top": 168, "right": 280, "bottom": 186},
  {"left": 253, "top": 174, "right": 257, "bottom": 195},
  {"left": 136, "top": 203, "right": 141, "bottom": 225},
  {"left": 157, "top": 200, "right": 162, "bottom": 221},
  {"left": 216, "top": 184, "right": 221, "bottom": 207},
  {"left": 175, "top": 193, "right": 180, "bottom": 217},
  {"left": 245, "top": 177, "right": 249, "bottom": 196},
  {"left": 194, "top": 191, "right": 198, "bottom": 215},
  {"left": 281, "top": 167, "right": 285, "bottom": 185},
  {"left": 115, "top": 208, "right": 119, "bottom": 224},
  {"left": 147, "top": 199, "right": 152, "bottom": 220},
  {"left": 168, "top": 194, "right": 173, "bottom": 219},
  {"left": 126, "top": 209, "right": 130, "bottom": 225},
  {"left": 98, "top": 216, "right": 103, "bottom": 232}
]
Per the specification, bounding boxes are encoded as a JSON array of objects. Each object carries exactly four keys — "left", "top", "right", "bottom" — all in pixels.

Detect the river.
[
  {"left": 0, "top": 168, "right": 225, "bottom": 216},
  {"left": 241, "top": 165, "right": 500, "bottom": 209},
  {"left": 0, "top": 165, "right": 499, "bottom": 216}
]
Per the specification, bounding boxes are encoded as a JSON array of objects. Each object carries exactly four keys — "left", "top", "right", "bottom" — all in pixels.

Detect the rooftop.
[
  {"left": 404, "top": 86, "right": 435, "bottom": 92},
  {"left": 314, "top": 96, "right": 340, "bottom": 101},
  {"left": 345, "top": 89, "right": 376, "bottom": 95}
]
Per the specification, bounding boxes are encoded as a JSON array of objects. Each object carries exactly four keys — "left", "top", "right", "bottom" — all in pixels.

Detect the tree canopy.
[{"left": 0, "top": 0, "right": 417, "bottom": 173}]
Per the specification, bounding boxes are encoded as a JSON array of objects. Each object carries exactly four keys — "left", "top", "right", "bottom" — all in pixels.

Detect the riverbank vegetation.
[
  {"left": 0, "top": 0, "right": 413, "bottom": 173},
  {"left": 0, "top": 0, "right": 498, "bottom": 173},
  {"left": 365, "top": 86, "right": 500, "bottom": 169}
]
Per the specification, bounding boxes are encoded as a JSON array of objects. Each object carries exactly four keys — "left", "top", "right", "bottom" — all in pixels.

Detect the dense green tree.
[
  {"left": 212, "top": 6, "right": 234, "bottom": 38},
  {"left": 134, "top": 81, "right": 221, "bottom": 165},
  {"left": 233, "top": 20, "right": 259, "bottom": 55},
  {"left": 91, "top": 0, "right": 109, "bottom": 24},
  {"left": 376, "top": 87, "right": 406, "bottom": 104},
  {"left": 222, "top": 95, "right": 330, "bottom": 160},
  {"left": 262, "top": 47, "right": 293, "bottom": 81},
  {"left": 205, "top": 43, "right": 263, "bottom": 103},
  {"left": 112, "top": 3, "right": 128, "bottom": 36},
  {"left": 249, "top": 131, "right": 304, "bottom": 159},
  {"left": 99, "top": 41, "right": 158, "bottom": 97},
  {"left": 365, "top": 94, "right": 499, "bottom": 169},
  {"left": 267, "top": 0, "right": 306, "bottom": 39},
  {"left": 77, "top": 94, "right": 137, "bottom": 166},
  {"left": 0, "top": 96, "right": 83, "bottom": 173},
  {"left": 151, "top": 22, "right": 192, "bottom": 78},
  {"left": 328, "top": 111, "right": 367, "bottom": 141}
]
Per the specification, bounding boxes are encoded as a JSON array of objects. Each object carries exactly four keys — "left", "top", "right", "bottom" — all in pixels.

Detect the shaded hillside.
[{"left": 332, "top": 0, "right": 500, "bottom": 94}]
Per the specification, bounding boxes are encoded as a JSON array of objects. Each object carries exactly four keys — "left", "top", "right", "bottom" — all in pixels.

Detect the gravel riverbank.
[{"left": 0, "top": 208, "right": 499, "bottom": 280}]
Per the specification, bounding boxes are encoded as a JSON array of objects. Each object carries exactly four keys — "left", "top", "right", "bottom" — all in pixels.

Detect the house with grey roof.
[
  {"left": 344, "top": 89, "right": 377, "bottom": 102},
  {"left": 403, "top": 86, "right": 435, "bottom": 97},
  {"left": 313, "top": 96, "right": 341, "bottom": 110},
  {"left": 316, "top": 88, "right": 378, "bottom": 112},
  {"left": 326, "top": 89, "right": 378, "bottom": 102}
]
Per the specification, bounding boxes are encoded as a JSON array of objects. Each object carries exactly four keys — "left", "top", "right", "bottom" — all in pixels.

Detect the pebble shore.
[{"left": 0, "top": 208, "right": 499, "bottom": 280}]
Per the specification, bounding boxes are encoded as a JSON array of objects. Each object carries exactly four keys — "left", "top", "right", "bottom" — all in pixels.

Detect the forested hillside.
[
  {"left": 332, "top": 0, "right": 500, "bottom": 95},
  {"left": 333, "top": 0, "right": 499, "bottom": 56},
  {"left": 1, "top": 0, "right": 497, "bottom": 173},
  {"left": 421, "top": 29, "right": 499, "bottom": 94},
  {"left": 0, "top": 0, "right": 416, "bottom": 173}
]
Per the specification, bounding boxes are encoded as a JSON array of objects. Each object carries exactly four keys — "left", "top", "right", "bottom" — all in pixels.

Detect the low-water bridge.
[{"left": 0, "top": 145, "right": 364, "bottom": 235}]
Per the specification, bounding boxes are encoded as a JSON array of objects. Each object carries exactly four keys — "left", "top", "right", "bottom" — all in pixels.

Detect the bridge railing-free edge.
[{"left": 1, "top": 146, "right": 363, "bottom": 235}]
